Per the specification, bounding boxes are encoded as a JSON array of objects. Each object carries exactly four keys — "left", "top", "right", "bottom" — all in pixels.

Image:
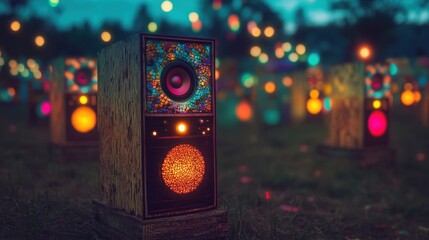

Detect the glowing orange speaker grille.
[
  {"left": 162, "top": 144, "right": 205, "bottom": 194},
  {"left": 71, "top": 106, "right": 96, "bottom": 133}
]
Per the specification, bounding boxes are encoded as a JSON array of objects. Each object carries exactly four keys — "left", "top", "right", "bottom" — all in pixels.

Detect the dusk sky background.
[{"left": 1, "top": 0, "right": 429, "bottom": 34}]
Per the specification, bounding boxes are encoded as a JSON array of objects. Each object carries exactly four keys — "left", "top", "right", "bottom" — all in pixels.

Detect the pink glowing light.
[
  {"left": 40, "top": 101, "right": 51, "bottom": 116},
  {"left": 368, "top": 110, "right": 387, "bottom": 137},
  {"left": 265, "top": 191, "right": 271, "bottom": 200}
]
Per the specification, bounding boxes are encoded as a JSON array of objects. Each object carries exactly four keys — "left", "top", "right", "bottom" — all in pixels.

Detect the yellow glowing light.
[
  {"left": 79, "top": 95, "right": 88, "bottom": 105},
  {"left": 288, "top": 52, "right": 299, "bottom": 62},
  {"left": 401, "top": 90, "right": 415, "bottom": 106},
  {"left": 71, "top": 106, "right": 97, "bottom": 133},
  {"left": 282, "top": 42, "right": 292, "bottom": 52},
  {"left": 148, "top": 22, "right": 157, "bottom": 32},
  {"left": 35, "top": 35, "right": 45, "bottom": 47},
  {"left": 296, "top": 44, "right": 306, "bottom": 55},
  {"left": 188, "top": 12, "right": 199, "bottom": 22},
  {"left": 309, "top": 89, "right": 319, "bottom": 99},
  {"left": 264, "top": 81, "right": 276, "bottom": 94},
  {"left": 264, "top": 26, "right": 275, "bottom": 37},
  {"left": 275, "top": 48, "right": 284, "bottom": 58},
  {"left": 258, "top": 53, "right": 269, "bottom": 64},
  {"left": 161, "top": 0, "right": 173, "bottom": 12},
  {"left": 404, "top": 82, "right": 413, "bottom": 91},
  {"left": 162, "top": 144, "right": 205, "bottom": 194},
  {"left": 152, "top": 131, "right": 157, "bottom": 136},
  {"left": 306, "top": 98, "right": 323, "bottom": 115},
  {"left": 250, "top": 46, "right": 261, "bottom": 57},
  {"left": 177, "top": 122, "right": 187, "bottom": 134},
  {"left": 101, "top": 31, "right": 111, "bottom": 42},
  {"left": 10, "top": 21, "right": 21, "bottom": 32},
  {"left": 358, "top": 45, "right": 371, "bottom": 60},
  {"left": 373, "top": 100, "right": 381, "bottom": 109},
  {"left": 250, "top": 27, "right": 261, "bottom": 37},
  {"left": 282, "top": 76, "right": 293, "bottom": 87}
]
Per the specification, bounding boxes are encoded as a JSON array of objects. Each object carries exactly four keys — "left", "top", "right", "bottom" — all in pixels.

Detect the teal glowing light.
[
  {"left": 241, "top": 73, "right": 256, "bottom": 88},
  {"left": 49, "top": 0, "right": 59, "bottom": 7},
  {"left": 263, "top": 108, "right": 280, "bottom": 125},
  {"left": 307, "top": 53, "right": 320, "bottom": 66},
  {"left": 323, "top": 97, "right": 332, "bottom": 111},
  {"left": 389, "top": 63, "right": 398, "bottom": 76},
  {"left": 418, "top": 76, "right": 428, "bottom": 88},
  {"left": 373, "top": 91, "right": 383, "bottom": 99}
]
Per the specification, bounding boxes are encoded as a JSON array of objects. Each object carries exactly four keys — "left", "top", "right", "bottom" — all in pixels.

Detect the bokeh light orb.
[
  {"left": 40, "top": 101, "right": 51, "bottom": 116},
  {"left": 161, "top": 0, "right": 173, "bottom": 12},
  {"left": 10, "top": 21, "right": 21, "bottom": 32},
  {"left": 162, "top": 144, "right": 205, "bottom": 194},
  {"left": 282, "top": 76, "right": 293, "bottom": 87},
  {"left": 367, "top": 110, "right": 387, "bottom": 137},
  {"left": 264, "top": 81, "right": 276, "bottom": 94},
  {"left": 263, "top": 108, "right": 280, "bottom": 125},
  {"left": 414, "top": 91, "right": 421, "bottom": 103},
  {"left": 263, "top": 26, "right": 275, "bottom": 37},
  {"left": 101, "top": 31, "right": 111, "bottom": 42},
  {"left": 323, "top": 97, "right": 332, "bottom": 111},
  {"left": 148, "top": 22, "right": 157, "bottom": 32},
  {"left": 306, "top": 98, "right": 322, "bottom": 115},
  {"left": 71, "top": 106, "right": 97, "bottom": 133},
  {"left": 358, "top": 45, "right": 371, "bottom": 60},
  {"left": 236, "top": 100, "right": 252, "bottom": 122},
  {"left": 35, "top": 35, "right": 45, "bottom": 47},
  {"left": 400, "top": 90, "right": 415, "bottom": 106}
]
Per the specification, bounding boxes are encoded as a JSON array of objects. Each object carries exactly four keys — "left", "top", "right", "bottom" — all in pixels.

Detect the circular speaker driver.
[
  {"left": 160, "top": 61, "right": 197, "bottom": 102},
  {"left": 371, "top": 73, "right": 384, "bottom": 91},
  {"left": 74, "top": 67, "right": 93, "bottom": 86},
  {"left": 161, "top": 144, "right": 205, "bottom": 194}
]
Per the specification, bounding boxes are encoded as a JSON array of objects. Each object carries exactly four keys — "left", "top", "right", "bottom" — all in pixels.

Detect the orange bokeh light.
[
  {"left": 176, "top": 122, "right": 187, "bottom": 134},
  {"left": 282, "top": 76, "right": 293, "bottom": 87},
  {"left": 264, "top": 81, "right": 276, "bottom": 94},
  {"left": 162, "top": 144, "right": 205, "bottom": 194},
  {"left": 236, "top": 100, "right": 252, "bottom": 122},
  {"left": 401, "top": 90, "right": 414, "bottom": 106},
  {"left": 71, "top": 106, "right": 97, "bottom": 133},
  {"left": 358, "top": 45, "right": 372, "bottom": 60},
  {"left": 306, "top": 98, "right": 322, "bottom": 115}
]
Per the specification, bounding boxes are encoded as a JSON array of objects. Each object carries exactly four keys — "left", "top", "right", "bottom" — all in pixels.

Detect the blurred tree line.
[{"left": 0, "top": 0, "right": 429, "bottom": 64}]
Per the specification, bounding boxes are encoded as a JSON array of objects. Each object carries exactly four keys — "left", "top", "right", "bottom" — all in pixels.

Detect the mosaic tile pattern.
[
  {"left": 365, "top": 64, "right": 391, "bottom": 99},
  {"left": 64, "top": 58, "right": 97, "bottom": 93}
]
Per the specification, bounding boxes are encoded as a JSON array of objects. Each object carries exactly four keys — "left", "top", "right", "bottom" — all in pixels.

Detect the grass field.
[{"left": 1, "top": 103, "right": 429, "bottom": 239}]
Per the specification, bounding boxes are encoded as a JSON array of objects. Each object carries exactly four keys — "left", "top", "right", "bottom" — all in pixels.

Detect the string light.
[
  {"left": 101, "top": 31, "right": 112, "bottom": 42},
  {"left": 35, "top": 35, "right": 45, "bottom": 47},
  {"left": 10, "top": 21, "right": 21, "bottom": 32},
  {"left": 161, "top": 0, "right": 173, "bottom": 12}
]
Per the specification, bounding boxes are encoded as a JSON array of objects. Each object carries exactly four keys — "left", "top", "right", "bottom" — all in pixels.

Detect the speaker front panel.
[
  {"left": 364, "top": 98, "right": 389, "bottom": 146},
  {"left": 66, "top": 93, "right": 98, "bottom": 142},
  {"left": 64, "top": 58, "right": 98, "bottom": 94}
]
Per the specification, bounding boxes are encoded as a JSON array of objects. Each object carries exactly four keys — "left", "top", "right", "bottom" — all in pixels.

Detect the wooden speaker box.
[{"left": 95, "top": 34, "right": 228, "bottom": 239}]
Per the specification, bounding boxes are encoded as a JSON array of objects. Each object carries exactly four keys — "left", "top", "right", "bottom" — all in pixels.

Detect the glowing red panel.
[{"left": 368, "top": 110, "right": 387, "bottom": 137}]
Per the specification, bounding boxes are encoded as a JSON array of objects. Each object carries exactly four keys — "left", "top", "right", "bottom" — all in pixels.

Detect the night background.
[{"left": 1, "top": 0, "right": 429, "bottom": 239}]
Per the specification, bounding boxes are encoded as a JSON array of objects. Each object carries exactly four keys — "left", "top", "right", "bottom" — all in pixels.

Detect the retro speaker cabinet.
[
  {"left": 49, "top": 57, "right": 99, "bottom": 161},
  {"left": 93, "top": 34, "right": 228, "bottom": 240}
]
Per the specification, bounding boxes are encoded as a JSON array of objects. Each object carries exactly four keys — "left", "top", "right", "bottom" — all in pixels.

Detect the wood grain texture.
[
  {"left": 50, "top": 58, "right": 67, "bottom": 145},
  {"left": 422, "top": 86, "right": 429, "bottom": 127},
  {"left": 93, "top": 200, "right": 229, "bottom": 240},
  {"left": 290, "top": 71, "right": 307, "bottom": 124},
  {"left": 98, "top": 34, "right": 143, "bottom": 217},
  {"left": 326, "top": 63, "right": 365, "bottom": 149}
]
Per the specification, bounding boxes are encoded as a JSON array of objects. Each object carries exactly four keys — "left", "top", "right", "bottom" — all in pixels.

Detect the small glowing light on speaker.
[
  {"left": 258, "top": 53, "right": 269, "bottom": 64},
  {"left": 40, "top": 101, "right": 51, "bottom": 116},
  {"left": 35, "top": 35, "right": 45, "bottom": 47},
  {"left": 389, "top": 63, "right": 398, "bottom": 75},
  {"left": 176, "top": 123, "right": 187, "bottom": 134},
  {"left": 282, "top": 76, "right": 293, "bottom": 87},
  {"left": 79, "top": 95, "right": 88, "bottom": 105},
  {"left": 282, "top": 42, "right": 292, "bottom": 52},
  {"left": 236, "top": 100, "right": 252, "bottom": 122},
  {"left": 306, "top": 98, "right": 322, "bottom": 115},
  {"left": 101, "top": 31, "right": 111, "bottom": 42},
  {"left": 250, "top": 27, "right": 261, "bottom": 37},
  {"left": 296, "top": 44, "right": 306, "bottom": 55},
  {"left": 323, "top": 97, "right": 332, "bottom": 111},
  {"left": 161, "top": 0, "right": 173, "bottom": 12},
  {"left": 309, "top": 89, "right": 319, "bottom": 99},
  {"left": 202, "top": 131, "right": 206, "bottom": 135},
  {"left": 288, "top": 52, "right": 299, "bottom": 62},
  {"left": 401, "top": 90, "right": 415, "bottom": 106},
  {"left": 414, "top": 91, "right": 421, "bottom": 103},
  {"left": 215, "top": 70, "right": 220, "bottom": 80},
  {"left": 264, "top": 81, "right": 276, "bottom": 94},
  {"left": 373, "top": 100, "right": 381, "bottom": 109},
  {"left": 358, "top": 45, "right": 371, "bottom": 60},
  {"left": 71, "top": 106, "right": 97, "bottom": 133},
  {"left": 148, "top": 22, "right": 157, "bottom": 32},
  {"left": 264, "top": 26, "right": 275, "bottom": 37},
  {"left": 162, "top": 144, "right": 205, "bottom": 194},
  {"left": 368, "top": 110, "right": 387, "bottom": 137},
  {"left": 152, "top": 131, "right": 157, "bottom": 136},
  {"left": 206, "top": 127, "right": 210, "bottom": 131},
  {"left": 10, "top": 21, "right": 21, "bottom": 32},
  {"left": 188, "top": 12, "right": 199, "bottom": 22},
  {"left": 250, "top": 46, "right": 261, "bottom": 57}
]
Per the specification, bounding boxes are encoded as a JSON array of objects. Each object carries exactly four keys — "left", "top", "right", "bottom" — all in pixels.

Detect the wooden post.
[{"left": 95, "top": 34, "right": 228, "bottom": 239}]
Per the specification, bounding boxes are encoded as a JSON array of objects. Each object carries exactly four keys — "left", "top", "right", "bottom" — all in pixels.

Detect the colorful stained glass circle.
[
  {"left": 160, "top": 61, "right": 197, "bottom": 102},
  {"left": 161, "top": 144, "right": 205, "bottom": 194}
]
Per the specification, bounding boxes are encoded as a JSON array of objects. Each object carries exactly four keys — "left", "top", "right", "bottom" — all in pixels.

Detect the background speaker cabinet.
[
  {"left": 97, "top": 34, "right": 218, "bottom": 220},
  {"left": 50, "top": 57, "right": 98, "bottom": 146}
]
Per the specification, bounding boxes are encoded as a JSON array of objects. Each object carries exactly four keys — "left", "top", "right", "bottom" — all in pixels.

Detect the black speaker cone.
[
  {"left": 74, "top": 67, "right": 93, "bottom": 86},
  {"left": 371, "top": 73, "right": 383, "bottom": 91},
  {"left": 161, "top": 61, "right": 197, "bottom": 102}
]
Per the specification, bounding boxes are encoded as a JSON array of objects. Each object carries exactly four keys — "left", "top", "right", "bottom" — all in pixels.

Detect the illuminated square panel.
[
  {"left": 144, "top": 38, "right": 213, "bottom": 113},
  {"left": 65, "top": 58, "right": 98, "bottom": 93},
  {"left": 365, "top": 64, "right": 391, "bottom": 99}
]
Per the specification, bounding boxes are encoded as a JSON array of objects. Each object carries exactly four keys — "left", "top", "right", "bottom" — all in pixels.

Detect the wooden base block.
[
  {"left": 49, "top": 142, "right": 99, "bottom": 162},
  {"left": 93, "top": 200, "right": 229, "bottom": 240},
  {"left": 317, "top": 145, "right": 396, "bottom": 167}
]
